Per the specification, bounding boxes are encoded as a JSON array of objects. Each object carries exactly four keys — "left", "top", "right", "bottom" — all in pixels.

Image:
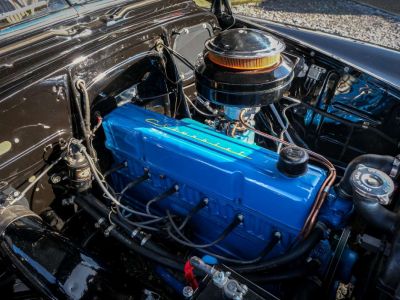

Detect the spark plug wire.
[{"left": 239, "top": 108, "right": 336, "bottom": 238}]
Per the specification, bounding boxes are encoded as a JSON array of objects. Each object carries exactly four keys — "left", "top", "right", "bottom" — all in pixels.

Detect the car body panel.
[
  {"left": 237, "top": 15, "right": 400, "bottom": 90},
  {"left": 0, "top": 0, "right": 218, "bottom": 211}
]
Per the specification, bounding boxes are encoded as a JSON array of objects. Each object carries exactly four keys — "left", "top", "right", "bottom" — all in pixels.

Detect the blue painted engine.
[{"left": 103, "top": 104, "right": 330, "bottom": 259}]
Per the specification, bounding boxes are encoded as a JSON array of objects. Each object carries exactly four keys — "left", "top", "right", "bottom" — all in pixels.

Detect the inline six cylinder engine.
[
  {"left": 103, "top": 104, "right": 327, "bottom": 259},
  {"left": 102, "top": 29, "right": 338, "bottom": 260}
]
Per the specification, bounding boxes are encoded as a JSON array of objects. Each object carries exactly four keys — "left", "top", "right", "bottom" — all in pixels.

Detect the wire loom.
[{"left": 102, "top": 103, "right": 328, "bottom": 260}]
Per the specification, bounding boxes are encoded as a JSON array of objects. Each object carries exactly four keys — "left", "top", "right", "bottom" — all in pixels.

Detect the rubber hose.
[
  {"left": 354, "top": 195, "right": 400, "bottom": 234},
  {"left": 75, "top": 194, "right": 174, "bottom": 259},
  {"left": 75, "top": 196, "right": 184, "bottom": 271},
  {"left": 109, "top": 229, "right": 183, "bottom": 271},
  {"left": 235, "top": 224, "right": 325, "bottom": 274},
  {"left": 245, "top": 259, "right": 320, "bottom": 283},
  {"left": 336, "top": 154, "right": 398, "bottom": 199},
  {"left": 378, "top": 229, "right": 400, "bottom": 298},
  {"left": 336, "top": 154, "right": 400, "bottom": 234}
]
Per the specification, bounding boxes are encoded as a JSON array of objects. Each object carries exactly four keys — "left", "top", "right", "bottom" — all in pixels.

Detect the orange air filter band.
[{"left": 208, "top": 52, "right": 281, "bottom": 71}]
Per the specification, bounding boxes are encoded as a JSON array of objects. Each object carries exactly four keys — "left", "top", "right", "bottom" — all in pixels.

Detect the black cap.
[
  {"left": 277, "top": 146, "right": 309, "bottom": 177},
  {"left": 205, "top": 28, "right": 285, "bottom": 59}
]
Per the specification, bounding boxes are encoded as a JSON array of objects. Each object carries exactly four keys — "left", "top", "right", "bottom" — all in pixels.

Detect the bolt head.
[
  {"left": 51, "top": 175, "right": 62, "bottom": 184},
  {"left": 182, "top": 286, "right": 193, "bottom": 298}
]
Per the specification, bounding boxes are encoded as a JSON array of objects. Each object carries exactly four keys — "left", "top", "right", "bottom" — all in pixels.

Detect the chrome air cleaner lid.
[{"left": 205, "top": 28, "right": 285, "bottom": 58}]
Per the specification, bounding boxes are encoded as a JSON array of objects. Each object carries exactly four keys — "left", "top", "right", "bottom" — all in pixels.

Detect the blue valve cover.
[{"left": 103, "top": 104, "right": 326, "bottom": 259}]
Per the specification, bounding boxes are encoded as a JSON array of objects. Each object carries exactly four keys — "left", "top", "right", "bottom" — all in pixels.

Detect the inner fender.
[{"left": 0, "top": 205, "right": 121, "bottom": 300}]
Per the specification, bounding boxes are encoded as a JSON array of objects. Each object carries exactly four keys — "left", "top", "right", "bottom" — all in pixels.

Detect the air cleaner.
[{"left": 195, "top": 28, "right": 294, "bottom": 107}]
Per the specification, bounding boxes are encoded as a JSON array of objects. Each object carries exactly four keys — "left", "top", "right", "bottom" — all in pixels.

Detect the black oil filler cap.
[{"left": 277, "top": 146, "right": 309, "bottom": 177}]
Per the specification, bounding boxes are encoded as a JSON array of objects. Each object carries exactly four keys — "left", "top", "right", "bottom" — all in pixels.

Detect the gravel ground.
[{"left": 233, "top": 0, "right": 400, "bottom": 50}]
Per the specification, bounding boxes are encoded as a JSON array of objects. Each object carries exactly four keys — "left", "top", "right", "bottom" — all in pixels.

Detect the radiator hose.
[
  {"left": 337, "top": 154, "right": 400, "bottom": 299},
  {"left": 353, "top": 194, "right": 400, "bottom": 234},
  {"left": 378, "top": 228, "right": 400, "bottom": 299},
  {"left": 0, "top": 204, "right": 122, "bottom": 300},
  {"left": 336, "top": 154, "right": 400, "bottom": 199},
  {"left": 337, "top": 154, "right": 400, "bottom": 235}
]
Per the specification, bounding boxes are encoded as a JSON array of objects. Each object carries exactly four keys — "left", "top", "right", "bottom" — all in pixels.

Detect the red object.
[{"left": 184, "top": 260, "right": 199, "bottom": 290}]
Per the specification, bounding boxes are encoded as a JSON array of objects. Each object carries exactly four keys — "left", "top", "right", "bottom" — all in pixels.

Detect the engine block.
[{"left": 103, "top": 104, "right": 326, "bottom": 259}]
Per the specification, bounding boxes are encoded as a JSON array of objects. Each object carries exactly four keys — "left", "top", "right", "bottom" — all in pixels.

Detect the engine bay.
[{"left": 0, "top": 2, "right": 400, "bottom": 299}]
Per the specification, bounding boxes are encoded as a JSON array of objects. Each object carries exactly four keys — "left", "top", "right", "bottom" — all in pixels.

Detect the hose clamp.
[
  {"left": 390, "top": 155, "right": 400, "bottom": 179},
  {"left": 140, "top": 233, "right": 151, "bottom": 246},
  {"left": 103, "top": 224, "right": 115, "bottom": 237},
  {"left": 94, "top": 217, "right": 105, "bottom": 228},
  {"left": 131, "top": 228, "right": 140, "bottom": 238}
]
